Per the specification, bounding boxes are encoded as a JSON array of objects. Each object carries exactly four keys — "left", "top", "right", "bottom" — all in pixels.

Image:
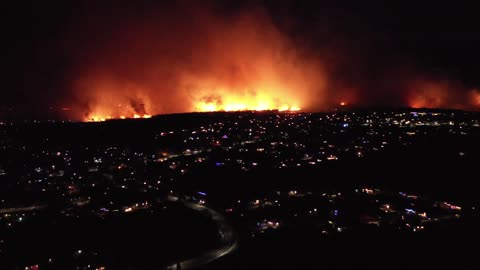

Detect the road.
[{"left": 166, "top": 196, "right": 238, "bottom": 270}]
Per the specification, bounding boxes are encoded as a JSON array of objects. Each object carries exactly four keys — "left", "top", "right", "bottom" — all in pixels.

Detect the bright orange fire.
[
  {"left": 472, "top": 90, "right": 480, "bottom": 107},
  {"left": 63, "top": 3, "right": 480, "bottom": 119},
  {"left": 195, "top": 94, "right": 301, "bottom": 112},
  {"left": 71, "top": 7, "right": 326, "bottom": 122},
  {"left": 87, "top": 113, "right": 151, "bottom": 122},
  {"left": 85, "top": 93, "right": 301, "bottom": 121}
]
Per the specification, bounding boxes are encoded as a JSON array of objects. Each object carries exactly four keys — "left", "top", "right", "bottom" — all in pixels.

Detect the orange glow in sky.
[
  {"left": 408, "top": 81, "right": 450, "bottom": 109},
  {"left": 472, "top": 90, "right": 480, "bottom": 107}
]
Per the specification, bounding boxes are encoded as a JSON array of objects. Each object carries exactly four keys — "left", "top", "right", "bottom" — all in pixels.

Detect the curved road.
[{"left": 166, "top": 196, "right": 238, "bottom": 270}]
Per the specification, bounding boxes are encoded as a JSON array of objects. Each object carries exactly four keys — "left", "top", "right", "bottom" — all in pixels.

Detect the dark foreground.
[{"left": 1, "top": 109, "right": 479, "bottom": 269}]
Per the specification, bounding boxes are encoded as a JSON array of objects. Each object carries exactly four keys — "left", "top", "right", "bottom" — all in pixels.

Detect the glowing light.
[
  {"left": 86, "top": 113, "right": 152, "bottom": 122},
  {"left": 197, "top": 102, "right": 218, "bottom": 112},
  {"left": 340, "top": 102, "right": 346, "bottom": 106},
  {"left": 408, "top": 81, "right": 451, "bottom": 109},
  {"left": 472, "top": 90, "right": 480, "bottom": 107},
  {"left": 405, "top": 208, "right": 416, "bottom": 214},
  {"left": 87, "top": 116, "right": 107, "bottom": 122},
  {"left": 195, "top": 95, "right": 301, "bottom": 112}
]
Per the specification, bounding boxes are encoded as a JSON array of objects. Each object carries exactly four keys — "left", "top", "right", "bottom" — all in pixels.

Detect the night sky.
[{"left": 3, "top": 1, "right": 480, "bottom": 120}]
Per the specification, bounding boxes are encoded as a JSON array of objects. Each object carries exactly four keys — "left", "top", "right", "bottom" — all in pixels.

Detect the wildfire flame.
[
  {"left": 408, "top": 80, "right": 453, "bottom": 109},
  {"left": 471, "top": 90, "right": 480, "bottom": 107},
  {"left": 86, "top": 95, "right": 299, "bottom": 121},
  {"left": 19, "top": 1, "right": 480, "bottom": 121},
  {"left": 194, "top": 94, "right": 300, "bottom": 112},
  {"left": 70, "top": 5, "right": 325, "bottom": 123},
  {"left": 69, "top": 2, "right": 480, "bottom": 123},
  {"left": 87, "top": 113, "right": 151, "bottom": 122}
]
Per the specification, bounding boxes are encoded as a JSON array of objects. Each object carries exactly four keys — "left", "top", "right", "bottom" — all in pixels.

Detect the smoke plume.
[
  {"left": 58, "top": 1, "right": 480, "bottom": 121},
  {"left": 67, "top": 2, "right": 326, "bottom": 120}
]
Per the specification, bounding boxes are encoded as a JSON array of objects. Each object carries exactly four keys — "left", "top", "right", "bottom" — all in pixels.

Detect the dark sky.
[{"left": 2, "top": 1, "right": 480, "bottom": 119}]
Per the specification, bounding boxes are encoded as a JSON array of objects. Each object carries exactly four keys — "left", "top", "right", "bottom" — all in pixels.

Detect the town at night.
[
  {"left": 1, "top": 109, "right": 478, "bottom": 269},
  {"left": 2, "top": 1, "right": 480, "bottom": 269}
]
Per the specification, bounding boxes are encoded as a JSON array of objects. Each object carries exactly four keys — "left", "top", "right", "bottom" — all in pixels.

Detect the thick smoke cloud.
[
  {"left": 67, "top": 2, "right": 326, "bottom": 120},
  {"left": 55, "top": 1, "right": 479, "bottom": 120}
]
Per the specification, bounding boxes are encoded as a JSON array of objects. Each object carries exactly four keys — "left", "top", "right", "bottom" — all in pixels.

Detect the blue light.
[
  {"left": 405, "top": 208, "right": 416, "bottom": 214},
  {"left": 198, "top": 192, "right": 207, "bottom": 196}
]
